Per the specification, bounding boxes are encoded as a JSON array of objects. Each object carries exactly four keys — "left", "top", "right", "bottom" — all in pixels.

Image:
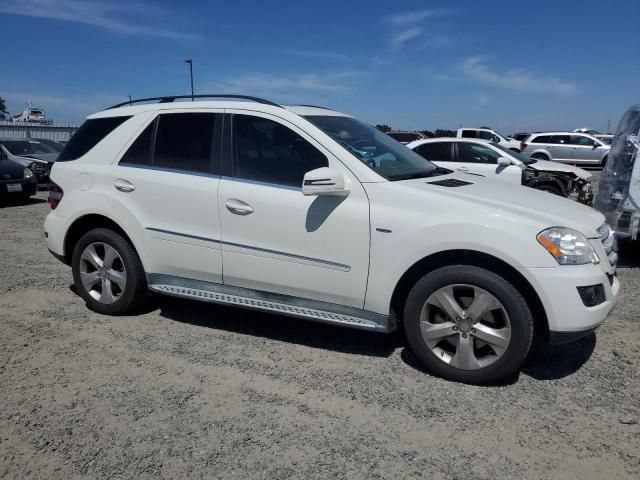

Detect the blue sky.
[{"left": 1, "top": 0, "right": 638, "bottom": 133}]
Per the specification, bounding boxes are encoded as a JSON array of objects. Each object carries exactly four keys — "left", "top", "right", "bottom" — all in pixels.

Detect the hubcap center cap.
[{"left": 458, "top": 321, "right": 472, "bottom": 333}]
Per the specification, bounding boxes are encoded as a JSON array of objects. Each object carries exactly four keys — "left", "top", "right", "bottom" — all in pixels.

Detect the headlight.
[
  {"left": 23, "top": 168, "right": 34, "bottom": 178},
  {"left": 537, "top": 227, "right": 599, "bottom": 265}
]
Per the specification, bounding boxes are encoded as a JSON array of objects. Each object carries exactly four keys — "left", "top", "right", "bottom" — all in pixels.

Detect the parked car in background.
[
  {"left": 408, "top": 138, "right": 593, "bottom": 204},
  {"left": 0, "top": 138, "right": 58, "bottom": 184},
  {"left": 387, "top": 131, "right": 426, "bottom": 144},
  {"left": 0, "top": 149, "right": 37, "bottom": 200},
  {"left": 511, "top": 132, "right": 530, "bottom": 142},
  {"left": 520, "top": 132, "right": 610, "bottom": 167},
  {"left": 35, "top": 138, "right": 66, "bottom": 153},
  {"left": 44, "top": 94, "right": 618, "bottom": 385},
  {"left": 456, "top": 128, "right": 521, "bottom": 152},
  {"left": 594, "top": 104, "right": 640, "bottom": 239}
]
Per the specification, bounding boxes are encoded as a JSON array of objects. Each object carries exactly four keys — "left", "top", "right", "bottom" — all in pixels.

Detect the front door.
[
  {"left": 218, "top": 111, "right": 370, "bottom": 308},
  {"left": 455, "top": 142, "right": 522, "bottom": 184},
  {"left": 570, "top": 135, "right": 602, "bottom": 164}
]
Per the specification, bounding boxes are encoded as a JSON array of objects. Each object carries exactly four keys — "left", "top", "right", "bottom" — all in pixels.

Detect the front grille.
[{"left": 598, "top": 223, "right": 618, "bottom": 267}]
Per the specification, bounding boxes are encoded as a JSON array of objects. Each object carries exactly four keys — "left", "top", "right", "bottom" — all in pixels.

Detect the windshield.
[
  {"left": 1, "top": 140, "right": 57, "bottom": 155},
  {"left": 304, "top": 115, "right": 437, "bottom": 180},
  {"left": 491, "top": 142, "right": 536, "bottom": 165}
]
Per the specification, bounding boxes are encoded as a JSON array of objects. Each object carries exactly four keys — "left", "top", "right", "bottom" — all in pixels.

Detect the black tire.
[
  {"left": 536, "top": 184, "right": 562, "bottom": 196},
  {"left": 72, "top": 228, "right": 147, "bottom": 315},
  {"left": 531, "top": 153, "right": 549, "bottom": 161},
  {"left": 403, "top": 265, "right": 533, "bottom": 384}
]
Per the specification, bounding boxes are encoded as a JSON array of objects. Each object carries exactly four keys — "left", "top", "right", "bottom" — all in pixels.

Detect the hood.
[
  {"left": 404, "top": 172, "right": 604, "bottom": 237},
  {"left": 0, "top": 158, "right": 28, "bottom": 180},
  {"left": 528, "top": 159, "right": 592, "bottom": 180},
  {"left": 20, "top": 153, "right": 57, "bottom": 163}
]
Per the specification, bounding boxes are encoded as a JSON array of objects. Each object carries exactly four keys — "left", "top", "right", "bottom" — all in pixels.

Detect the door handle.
[
  {"left": 114, "top": 179, "right": 135, "bottom": 193},
  {"left": 457, "top": 167, "right": 469, "bottom": 172},
  {"left": 225, "top": 199, "right": 254, "bottom": 215}
]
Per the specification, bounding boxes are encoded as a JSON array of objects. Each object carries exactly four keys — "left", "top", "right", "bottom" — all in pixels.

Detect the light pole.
[{"left": 185, "top": 59, "right": 194, "bottom": 101}]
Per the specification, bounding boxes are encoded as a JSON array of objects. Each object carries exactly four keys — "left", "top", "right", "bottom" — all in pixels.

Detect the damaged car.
[
  {"left": 594, "top": 104, "right": 640, "bottom": 238},
  {"left": 407, "top": 137, "right": 593, "bottom": 204},
  {"left": 0, "top": 137, "right": 58, "bottom": 185}
]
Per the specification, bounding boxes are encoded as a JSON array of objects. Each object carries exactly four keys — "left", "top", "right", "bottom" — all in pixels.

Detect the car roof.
[
  {"left": 89, "top": 101, "right": 350, "bottom": 120},
  {"left": 406, "top": 137, "right": 492, "bottom": 148}
]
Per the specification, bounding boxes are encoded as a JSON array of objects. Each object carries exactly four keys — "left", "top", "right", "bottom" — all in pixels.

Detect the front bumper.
[
  {"left": 0, "top": 177, "right": 37, "bottom": 197},
  {"left": 523, "top": 262, "right": 619, "bottom": 337}
]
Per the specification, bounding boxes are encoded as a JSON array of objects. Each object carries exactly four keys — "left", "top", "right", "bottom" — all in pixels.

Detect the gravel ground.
[{"left": 1, "top": 188, "right": 639, "bottom": 480}]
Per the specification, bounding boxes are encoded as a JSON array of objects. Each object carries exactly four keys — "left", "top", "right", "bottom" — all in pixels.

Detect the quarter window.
[
  {"left": 457, "top": 143, "right": 500, "bottom": 164},
  {"left": 416, "top": 142, "right": 453, "bottom": 162},
  {"left": 120, "top": 122, "right": 154, "bottom": 166},
  {"left": 232, "top": 114, "right": 328, "bottom": 187}
]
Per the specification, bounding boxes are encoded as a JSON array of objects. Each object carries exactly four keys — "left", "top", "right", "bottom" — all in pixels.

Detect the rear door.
[
  {"left": 414, "top": 141, "right": 455, "bottom": 170},
  {"left": 109, "top": 109, "right": 224, "bottom": 283},
  {"left": 547, "top": 135, "right": 572, "bottom": 162},
  {"left": 454, "top": 142, "right": 522, "bottom": 184}
]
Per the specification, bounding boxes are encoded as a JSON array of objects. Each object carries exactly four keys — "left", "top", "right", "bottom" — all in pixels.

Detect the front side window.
[
  {"left": 416, "top": 142, "right": 454, "bottom": 162},
  {"left": 119, "top": 113, "right": 217, "bottom": 173},
  {"left": 570, "top": 135, "right": 596, "bottom": 146},
  {"left": 457, "top": 143, "right": 500, "bottom": 164},
  {"left": 304, "top": 115, "right": 437, "bottom": 181},
  {"left": 477, "top": 131, "right": 495, "bottom": 141},
  {"left": 58, "top": 116, "right": 131, "bottom": 161},
  {"left": 232, "top": 114, "right": 328, "bottom": 187}
]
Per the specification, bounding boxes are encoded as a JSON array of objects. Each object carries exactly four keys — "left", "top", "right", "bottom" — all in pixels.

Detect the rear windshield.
[{"left": 58, "top": 116, "right": 131, "bottom": 161}]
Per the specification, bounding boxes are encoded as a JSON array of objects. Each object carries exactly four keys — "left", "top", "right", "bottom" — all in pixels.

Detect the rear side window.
[
  {"left": 119, "top": 113, "right": 218, "bottom": 174},
  {"left": 461, "top": 130, "right": 477, "bottom": 138},
  {"left": 550, "top": 135, "right": 570, "bottom": 144},
  {"left": 532, "top": 135, "right": 551, "bottom": 143},
  {"left": 415, "top": 142, "right": 453, "bottom": 162},
  {"left": 58, "top": 116, "right": 131, "bottom": 161}
]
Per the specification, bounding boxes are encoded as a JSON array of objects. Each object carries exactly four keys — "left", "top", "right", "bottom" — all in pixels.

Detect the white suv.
[
  {"left": 44, "top": 95, "right": 619, "bottom": 384},
  {"left": 456, "top": 128, "right": 521, "bottom": 152}
]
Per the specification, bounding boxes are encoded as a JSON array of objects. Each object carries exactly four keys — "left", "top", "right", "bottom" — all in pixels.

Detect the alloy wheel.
[{"left": 79, "top": 242, "right": 127, "bottom": 304}]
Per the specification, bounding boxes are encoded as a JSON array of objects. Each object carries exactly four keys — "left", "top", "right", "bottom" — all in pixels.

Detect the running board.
[{"left": 147, "top": 274, "right": 393, "bottom": 333}]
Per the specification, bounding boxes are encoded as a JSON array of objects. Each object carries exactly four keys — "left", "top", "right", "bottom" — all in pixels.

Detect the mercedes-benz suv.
[{"left": 44, "top": 95, "right": 619, "bottom": 384}]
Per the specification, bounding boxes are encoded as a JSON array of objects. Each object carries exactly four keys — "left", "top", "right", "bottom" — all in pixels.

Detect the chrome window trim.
[{"left": 118, "top": 163, "right": 222, "bottom": 179}]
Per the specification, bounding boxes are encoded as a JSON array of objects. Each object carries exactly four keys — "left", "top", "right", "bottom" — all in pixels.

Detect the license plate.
[{"left": 7, "top": 183, "right": 22, "bottom": 192}]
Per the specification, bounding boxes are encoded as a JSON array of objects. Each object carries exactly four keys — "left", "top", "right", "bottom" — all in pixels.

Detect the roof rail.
[
  {"left": 108, "top": 94, "right": 282, "bottom": 110},
  {"left": 292, "top": 104, "right": 333, "bottom": 111}
]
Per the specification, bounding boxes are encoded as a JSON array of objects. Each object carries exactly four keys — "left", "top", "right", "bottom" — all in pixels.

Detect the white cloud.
[
  {"left": 385, "top": 8, "right": 460, "bottom": 26},
  {"left": 390, "top": 27, "right": 422, "bottom": 49},
  {"left": 461, "top": 56, "right": 577, "bottom": 94},
  {"left": 281, "top": 48, "right": 351, "bottom": 62},
  {"left": 208, "top": 71, "right": 368, "bottom": 102},
  {"left": 0, "top": 0, "right": 198, "bottom": 40}
]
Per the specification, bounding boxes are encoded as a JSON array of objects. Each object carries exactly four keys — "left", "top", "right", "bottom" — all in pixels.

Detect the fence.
[{"left": 0, "top": 121, "right": 79, "bottom": 141}]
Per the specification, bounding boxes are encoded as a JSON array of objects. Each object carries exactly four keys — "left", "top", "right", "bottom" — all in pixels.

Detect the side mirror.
[
  {"left": 497, "top": 156, "right": 511, "bottom": 166},
  {"left": 302, "top": 167, "right": 349, "bottom": 197},
  {"left": 593, "top": 141, "right": 599, "bottom": 148},
  {"left": 493, "top": 135, "right": 501, "bottom": 143}
]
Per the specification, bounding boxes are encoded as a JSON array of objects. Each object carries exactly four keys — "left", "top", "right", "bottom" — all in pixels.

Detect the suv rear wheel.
[
  {"left": 403, "top": 265, "right": 533, "bottom": 384},
  {"left": 531, "top": 153, "right": 549, "bottom": 161},
  {"left": 72, "top": 228, "right": 147, "bottom": 315}
]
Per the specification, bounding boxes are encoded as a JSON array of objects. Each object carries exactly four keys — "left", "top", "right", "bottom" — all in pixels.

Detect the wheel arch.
[
  {"left": 63, "top": 214, "right": 146, "bottom": 270},
  {"left": 389, "top": 249, "right": 549, "bottom": 340}
]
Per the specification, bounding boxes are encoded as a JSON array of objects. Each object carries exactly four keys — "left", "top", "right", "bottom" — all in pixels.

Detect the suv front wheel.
[
  {"left": 404, "top": 265, "right": 533, "bottom": 384},
  {"left": 72, "top": 228, "right": 147, "bottom": 315}
]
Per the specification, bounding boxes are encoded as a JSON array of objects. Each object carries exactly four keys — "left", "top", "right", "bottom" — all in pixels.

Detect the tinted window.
[
  {"left": 1, "top": 140, "right": 57, "bottom": 155},
  {"left": 532, "top": 135, "right": 551, "bottom": 143},
  {"left": 457, "top": 143, "right": 500, "bottom": 164},
  {"left": 233, "top": 115, "right": 328, "bottom": 187},
  {"left": 154, "top": 113, "right": 215, "bottom": 173},
  {"left": 58, "top": 116, "right": 130, "bottom": 161},
  {"left": 478, "top": 131, "right": 495, "bottom": 141},
  {"left": 388, "top": 132, "right": 419, "bottom": 143},
  {"left": 570, "top": 135, "right": 595, "bottom": 146},
  {"left": 416, "top": 142, "right": 453, "bottom": 162},
  {"left": 550, "top": 135, "right": 570, "bottom": 144},
  {"left": 461, "top": 130, "right": 477, "bottom": 138},
  {"left": 120, "top": 121, "right": 154, "bottom": 166}
]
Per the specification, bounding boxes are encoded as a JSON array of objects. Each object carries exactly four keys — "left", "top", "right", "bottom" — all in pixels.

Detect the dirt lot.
[{"left": 1, "top": 188, "right": 639, "bottom": 480}]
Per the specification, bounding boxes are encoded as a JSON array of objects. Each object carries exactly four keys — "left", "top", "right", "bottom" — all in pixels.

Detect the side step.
[{"left": 147, "top": 274, "right": 393, "bottom": 333}]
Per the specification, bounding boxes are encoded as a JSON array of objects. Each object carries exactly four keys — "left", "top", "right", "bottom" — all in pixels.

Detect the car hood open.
[
  {"left": 527, "top": 160, "right": 592, "bottom": 180},
  {"left": 404, "top": 172, "right": 604, "bottom": 237}
]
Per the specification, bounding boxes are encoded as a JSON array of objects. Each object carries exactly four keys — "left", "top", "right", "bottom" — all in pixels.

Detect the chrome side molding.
[{"left": 147, "top": 274, "right": 393, "bottom": 333}]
